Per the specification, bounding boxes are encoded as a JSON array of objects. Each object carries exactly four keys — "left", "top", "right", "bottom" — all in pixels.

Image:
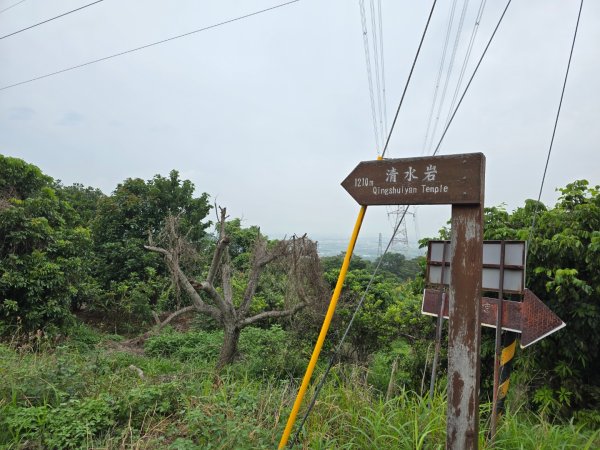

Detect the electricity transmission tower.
[{"left": 386, "top": 205, "right": 415, "bottom": 252}]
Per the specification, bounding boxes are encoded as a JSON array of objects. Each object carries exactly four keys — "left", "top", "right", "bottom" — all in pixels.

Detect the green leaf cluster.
[
  {"left": 0, "top": 157, "right": 98, "bottom": 333},
  {"left": 483, "top": 180, "right": 599, "bottom": 415},
  {"left": 0, "top": 156, "right": 212, "bottom": 335}
]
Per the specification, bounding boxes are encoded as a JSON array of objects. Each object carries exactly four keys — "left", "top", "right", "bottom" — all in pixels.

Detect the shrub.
[
  {"left": 119, "top": 383, "right": 182, "bottom": 427},
  {"left": 45, "top": 396, "right": 116, "bottom": 449},
  {"left": 238, "top": 325, "right": 310, "bottom": 379},
  {"left": 2, "top": 405, "right": 48, "bottom": 446},
  {"left": 145, "top": 329, "right": 223, "bottom": 361},
  {"left": 2, "top": 396, "right": 115, "bottom": 449}
]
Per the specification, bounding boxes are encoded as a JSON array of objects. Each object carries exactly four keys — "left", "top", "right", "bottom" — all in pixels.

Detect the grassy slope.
[{"left": 0, "top": 325, "right": 598, "bottom": 449}]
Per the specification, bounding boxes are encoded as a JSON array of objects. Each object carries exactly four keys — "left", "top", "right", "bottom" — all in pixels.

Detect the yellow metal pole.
[{"left": 278, "top": 205, "right": 367, "bottom": 448}]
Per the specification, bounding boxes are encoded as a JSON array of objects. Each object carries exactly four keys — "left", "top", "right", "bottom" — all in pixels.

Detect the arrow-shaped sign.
[
  {"left": 421, "top": 288, "right": 565, "bottom": 348},
  {"left": 341, "top": 153, "right": 484, "bottom": 206}
]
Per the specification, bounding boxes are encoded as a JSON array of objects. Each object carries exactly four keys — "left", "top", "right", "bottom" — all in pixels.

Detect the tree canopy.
[
  {"left": 484, "top": 181, "right": 600, "bottom": 415},
  {"left": 0, "top": 158, "right": 96, "bottom": 332}
]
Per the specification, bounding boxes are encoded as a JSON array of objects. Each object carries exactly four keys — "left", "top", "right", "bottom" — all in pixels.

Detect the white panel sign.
[{"left": 426, "top": 240, "right": 526, "bottom": 294}]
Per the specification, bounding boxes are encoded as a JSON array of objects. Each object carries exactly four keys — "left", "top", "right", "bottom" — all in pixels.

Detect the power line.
[
  {"left": 0, "top": 0, "right": 300, "bottom": 92},
  {"left": 359, "top": 0, "right": 381, "bottom": 153},
  {"left": 0, "top": 0, "right": 26, "bottom": 15},
  {"left": 432, "top": 0, "right": 512, "bottom": 156},
  {"left": 377, "top": 0, "right": 388, "bottom": 136},
  {"left": 0, "top": 0, "right": 104, "bottom": 40},
  {"left": 427, "top": 0, "right": 470, "bottom": 154},
  {"left": 444, "top": 0, "right": 488, "bottom": 130},
  {"left": 381, "top": 0, "right": 438, "bottom": 158},
  {"left": 359, "top": 0, "right": 388, "bottom": 155},
  {"left": 421, "top": 0, "right": 459, "bottom": 155},
  {"left": 369, "top": 0, "right": 384, "bottom": 148},
  {"left": 528, "top": 0, "right": 584, "bottom": 244}
]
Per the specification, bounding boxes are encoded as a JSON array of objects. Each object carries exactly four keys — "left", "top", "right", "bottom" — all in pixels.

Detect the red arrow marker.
[{"left": 421, "top": 288, "right": 565, "bottom": 348}]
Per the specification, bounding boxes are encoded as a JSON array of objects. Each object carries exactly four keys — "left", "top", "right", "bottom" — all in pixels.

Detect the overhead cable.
[
  {"left": 381, "top": 0, "right": 438, "bottom": 158},
  {"left": 427, "top": 0, "right": 470, "bottom": 153},
  {"left": 432, "top": 0, "right": 512, "bottom": 156},
  {"left": 359, "top": 0, "right": 381, "bottom": 153},
  {"left": 444, "top": 0, "right": 488, "bottom": 130},
  {"left": 0, "top": 0, "right": 26, "bottom": 15},
  {"left": 0, "top": 0, "right": 104, "bottom": 40},
  {"left": 377, "top": 0, "right": 388, "bottom": 136},
  {"left": 528, "top": 0, "right": 584, "bottom": 244},
  {"left": 421, "top": 0, "right": 459, "bottom": 155},
  {"left": 0, "top": 0, "right": 300, "bottom": 91},
  {"left": 369, "top": 0, "right": 385, "bottom": 147}
]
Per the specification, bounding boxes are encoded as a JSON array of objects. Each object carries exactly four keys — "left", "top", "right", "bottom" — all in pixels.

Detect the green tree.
[
  {"left": 320, "top": 253, "right": 373, "bottom": 273},
  {"left": 54, "top": 182, "right": 105, "bottom": 226},
  {"left": 90, "top": 171, "right": 211, "bottom": 319},
  {"left": 0, "top": 157, "right": 97, "bottom": 333},
  {"left": 374, "top": 252, "right": 422, "bottom": 281},
  {"left": 475, "top": 180, "right": 599, "bottom": 415},
  {"left": 323, "top": 264, "right": 431, "bottom": 363},
  {"left": 0, "top": 155, "right": 52, "bottom": 201}
]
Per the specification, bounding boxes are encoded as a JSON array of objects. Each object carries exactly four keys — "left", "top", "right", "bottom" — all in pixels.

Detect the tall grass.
[{"left": 1, "top": 326, "right": 598, "bottom": 449}]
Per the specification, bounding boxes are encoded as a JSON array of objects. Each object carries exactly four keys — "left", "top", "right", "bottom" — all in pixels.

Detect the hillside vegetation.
[{"left": 0, "top": 155, "right": 598, "bottom": 448}]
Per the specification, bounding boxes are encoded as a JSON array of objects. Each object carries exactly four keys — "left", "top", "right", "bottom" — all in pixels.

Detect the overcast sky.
[{"left": 1, "top": 0, "right": 598, "bottom": 251}]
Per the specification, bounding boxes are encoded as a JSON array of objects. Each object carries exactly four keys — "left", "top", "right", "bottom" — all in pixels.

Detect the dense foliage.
[
  {"left": 482, "top": 180, "right": 600, "bottom": 419},
  {"left": 0, "top": 154, "right": 598, "bottom": 447},
  {"left": 91, "top": 171, "right": 212, "bottom": 324},
  {"left": 0, "top": 156, "right": 213, "bottom": 334},
  {"left": 0, "top": 157, "right": 97, "bottom": 333}
]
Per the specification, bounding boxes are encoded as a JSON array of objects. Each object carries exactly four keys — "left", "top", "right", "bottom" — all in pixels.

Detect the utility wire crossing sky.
[{"left": 1, "top": 0, "right": 598, "bottom": 249}]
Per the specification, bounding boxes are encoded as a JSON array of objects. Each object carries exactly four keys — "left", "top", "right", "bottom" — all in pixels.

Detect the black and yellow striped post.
[
  {"left": 489, "top": 330, "right": 519, "bottom": 444},
  {"left": 495, "top": 331, "right": 518, "bottom": 419}
]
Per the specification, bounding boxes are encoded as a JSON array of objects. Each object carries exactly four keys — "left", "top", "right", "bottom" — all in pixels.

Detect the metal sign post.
[
  {"left": 343, "top": 152, "right": 485, "bottom": 449},
  {"left": 447, "top": 204, "right": 483, "bottom": 449},
  {"left": 423, "top": 239, "right": 565, "bottom": 446},
  {"left": 428, "top": 243, "right": 447, "bottom": 406}
]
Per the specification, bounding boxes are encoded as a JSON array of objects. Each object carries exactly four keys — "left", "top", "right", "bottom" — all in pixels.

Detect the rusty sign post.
[
  {"left": 423, "top": 239, "right": 565, "bottom": 445},
  {"left": 447, "top": 204, "right": 483, "bottom": 449},
  {"left": 343, "top": 152, "right": 485, "bottom": 449}
]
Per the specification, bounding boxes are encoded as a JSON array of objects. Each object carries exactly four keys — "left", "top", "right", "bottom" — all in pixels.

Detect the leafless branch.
[
  {"left": 238, "top": 239, "right": 266, "bottom": 317},
  {"left": 194, "top": 280, "right": 228, "bottom": 315},
  {"left": 207, "top": 207, "right": 230, "bottom": 285},
  {"left": 221, "top": 252, "right": 234, "bottom": 307},
  {"left": 239, "top": 302, "right": 308, "bottom": 327},
  {"left": 144, "top": 245, "right": 221, "bottom": 322},
  {"left": 155, "top": 305, "right": 197, "bottom": 330},
  {"left": 150, "top": 214, "right": 200, "bottom": 309},
  {"left": 124, "top": 305, "right": 199, "bottom": 346},
  {"left": 238, "top": 237, "right": 286, "bottom": 317}
]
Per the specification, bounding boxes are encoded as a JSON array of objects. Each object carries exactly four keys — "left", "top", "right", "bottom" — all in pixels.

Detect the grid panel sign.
[{"left": 426, "top": 240, "right": 526, "bottom": 294}]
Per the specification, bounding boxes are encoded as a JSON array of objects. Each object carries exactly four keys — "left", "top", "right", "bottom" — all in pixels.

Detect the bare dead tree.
[
  {"left": 153, "top": 214, "right": 198, "bottom": 309},
  {"left": 144, "top": 207, "right": 325, "bottom": 370}
]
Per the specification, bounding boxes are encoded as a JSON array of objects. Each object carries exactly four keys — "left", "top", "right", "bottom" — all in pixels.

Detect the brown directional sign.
[
  {"left": 341, "top": 153, "right": 485, "bottom": 205},
  {"left": 421, "top": 288, "right": 566, "bottom": 348}
]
